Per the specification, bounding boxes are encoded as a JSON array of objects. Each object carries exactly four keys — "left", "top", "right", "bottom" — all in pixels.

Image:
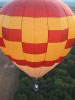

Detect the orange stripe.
[
  {"left": 22, "top": 43, "right": 47, "bottom": 54},
  {"left": 0, "top": 38, "right": 5, "bottom": 47},
  {"left": 44, "top": 57, "right": 64, "bottom": 66},
  {"left": 55, "top": 57, "right": 64, "bottom": 62},
  {"left": 7, "top": 55, "right": 45, "bottom": 67},
  {"left": 2, "top": 27, "right": 22, "bottom": 41},
  {"left": 7, "top": 55, "right": 64, "bottom": 68},
  {"left": 1, "top": 0, "right": 73, "bottom": 17},
  {"left": 48, "top": 29, "right": 68, "bottom": 42},
  {"left": 65, "top": 39, "right": 75, "bottom": 48}
]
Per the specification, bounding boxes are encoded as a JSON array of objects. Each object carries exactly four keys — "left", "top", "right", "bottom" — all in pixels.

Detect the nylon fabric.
[{"left": 0, "top": 0, "right": 75, "bottom": 78}]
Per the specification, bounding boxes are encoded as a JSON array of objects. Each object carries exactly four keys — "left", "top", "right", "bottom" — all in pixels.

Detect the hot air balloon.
[{"left": 0, "top": 0, "right": 75, "bottom": 79}]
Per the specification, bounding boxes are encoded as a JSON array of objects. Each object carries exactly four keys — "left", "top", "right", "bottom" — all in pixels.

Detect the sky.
[
  {"left": 63, "top": 0, "right": 75, "bottom": 2},
  {"left": 1, "top": 0, "right": 9, "bottom": 1},
  {"left": 0, "top": 0, "right": 8, "bottom": 1}
]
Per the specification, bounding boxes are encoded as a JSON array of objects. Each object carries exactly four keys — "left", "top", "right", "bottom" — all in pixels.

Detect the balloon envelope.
[{"left": 0, "top": 0, "right": 75, "bottom": 78}]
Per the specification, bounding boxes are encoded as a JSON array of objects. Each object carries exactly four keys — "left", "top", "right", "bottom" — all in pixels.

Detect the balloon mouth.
[{"left": 13, "top": 62, "right": 59, "bottom": 78}]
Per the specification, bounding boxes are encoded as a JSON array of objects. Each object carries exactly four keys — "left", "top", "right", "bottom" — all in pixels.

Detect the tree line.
[{"left": 14, "top": 45, "right": 75, "bottom": 100}]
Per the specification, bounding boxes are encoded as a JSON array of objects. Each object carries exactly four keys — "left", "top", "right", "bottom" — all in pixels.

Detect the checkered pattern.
[{"left": 0, "top": 0, "right": 75, "bottom": 77}]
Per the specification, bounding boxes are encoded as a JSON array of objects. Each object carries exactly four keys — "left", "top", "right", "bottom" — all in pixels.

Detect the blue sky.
[
  {"left": 2, "top": 0, "right": 8, "bottom": 1},
  {"left": 63, "top": 0, "right": 75, "bottom": 2}
]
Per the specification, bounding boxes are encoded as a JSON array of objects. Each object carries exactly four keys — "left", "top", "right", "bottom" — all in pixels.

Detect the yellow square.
[
  {"left": 3, "top": 39, "right": 24, "bottom": 60},
  {"left": 67, "top": 16, "right": 75, "bottom": 39},
  {"left": 0, "top": 27, "right": 2, "bottom": 37},
  {"left": 22, "top": 17, "right": 48, "bottom": 43},
  {"left": 0, "top": 15, "right": 4, "bottom": 26},
  {"left": 24, "top": 53, "right": 46, "bottom": 62},
  {"left": 3, "top": 15, "right": 22, "bottom": 29},
  {"left": 45, "top": 41, "right": 66, "bottom": 61},
  {"left": 62, "top": 48, "right": 71, "bottom": 56},
  {"left": 48, "top": 17, "right": 68, "bottom": 30}
]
